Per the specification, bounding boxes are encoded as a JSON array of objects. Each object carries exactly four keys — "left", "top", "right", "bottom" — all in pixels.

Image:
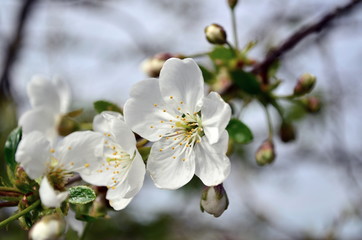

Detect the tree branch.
[
  {"left": 0, "top": 0, "right": 38, "bottom": 99},
  {"left": 251, "top": 0, "right": 362, "bottom": 84}
]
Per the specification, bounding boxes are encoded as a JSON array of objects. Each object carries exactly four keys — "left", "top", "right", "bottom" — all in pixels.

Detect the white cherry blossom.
[
  {"left": 15, "top": 131, "right": 103, "bottom": 207},
  {"left": 86, "top": 111, "right": 145, "bottom": 210},
  {"left": 19, "top": 75, "right": 70, "bottom": 142},
  {"left": 124, "top": 58, "right": 231, "bottom": 189}
]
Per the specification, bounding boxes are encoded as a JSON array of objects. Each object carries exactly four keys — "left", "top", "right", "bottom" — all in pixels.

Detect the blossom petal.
[
  {"left": 109, "top": 198, "right": 133, "bottom": 211},
  {"left": 124, "top": 79, "right": 177, "bottom": 141},
  {"left": 201, "top": 92, "right": 231, "bottom": 144},
  {"left": 39, "top": 177, "right": 69, "bottom": 208},
  {"left": 56, "top": 131, "right": 104, "bottom": 180},
  {"left": 53, "top": 76, "right": 71, "bottom": 113},
  {"left": 27, "top": 76, "right": 61, "bottom": 113},
  {"left": 147, "top": 139, "right": 196, "bottom": 189},
  {"left": 159, "top": 58, "right": 204, "bottom": 114},
  {"left": 15, "top": 131, "right": 50, "bottom": 179},
  {"left": 93, "top": 111, "right": 136, "bottom": 153},
  {"left": 66, "top": 210, "right": 85, "bottom": 237},
  {"left": 106, "top": 152, "right": 145, "bottom": 201},
  {"left": 19, "top": 107, "right": 58, "bottom": 141},
  {"left": 194, "top": 131, "right": 230, "bottom": 186}
]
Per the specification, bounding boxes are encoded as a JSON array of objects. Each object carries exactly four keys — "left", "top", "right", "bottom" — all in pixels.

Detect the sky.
[{"left": 1, "top": 0, "right": 362, "bottom": 238}]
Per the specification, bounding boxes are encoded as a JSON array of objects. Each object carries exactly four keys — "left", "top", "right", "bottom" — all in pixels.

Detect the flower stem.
[
  {"left": 184, "top": 52, "right": 209, "bottom": 59},
  {"left": 263, "top": 106, "right": 273, "bottom": 140},
  {"left": 0, "top": 187, "right": 21, "bottom": 193},
  {"left": 0, "top": 199, "right": 40, "bottom": 228},
  {"left": 230, "top": 8, "right": 239, "bottom": 50},
  {"left": 226, "top": 41, "right": 236, "bottom": 56}
]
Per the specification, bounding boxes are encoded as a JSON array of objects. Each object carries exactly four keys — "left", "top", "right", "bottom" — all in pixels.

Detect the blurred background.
[{"left": 1, "top": 0, "right": 362, "bottom": 239}]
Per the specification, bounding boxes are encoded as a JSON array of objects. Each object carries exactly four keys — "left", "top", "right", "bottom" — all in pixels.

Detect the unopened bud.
[
  {"left": 204, "top": 24, "right": 227, "bottom": 45},
  {"left": 293, "top": 73, "right": 316, "bottom": 96},
  {"left": 29, "top": 214, "right": 66, "bottom": 240},
  {"left": 141, "top": 53, "right": 182, "bottom": 77},
  {"left": 200, "top": 184, "right": 229, "bottom": 217},
  {"left": 15, "top": 166, "right": 34, "bottom": 192},
  {"left": 301, "top": 96, "right": 321, "bottom": 113},
  {"left": 57, "top": 115, "right": 79, "bottom": 137},
  {"left": 279, "top": 121, "right": 296, "bottom": 143},
  {"left": 255, "top": 139, "right": 275, "bottom": 166},
  {"left": 228, "top": 0, "right": 238, "bottom": 9}
]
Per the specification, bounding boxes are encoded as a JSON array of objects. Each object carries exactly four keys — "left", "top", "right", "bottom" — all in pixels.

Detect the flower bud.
[
  {"left": 279, "top": 121, "right": 296, "bottom": 143},
  {"left": 200, "top": 184, "right": 229, "bottom": 217},
  {"left": 15, "top": 166, "right": 35, "bottom": 192},
  {"left": 293, "top": 73, "right": 316, "bottom": 96},
  {"left": 57, "top": 115, "right": 79, "bottom": 137},
  {"left": 29, "top": 214, "right": 66, "bottom": 240},
  {"left": 204, "top": 24, "right": 227, "bottom": 45},
  {"left": 255, "top": 139, "right": 275, "bottom": 166},
  {"left": 141, "top": 53, "right": 181, "bottom": 77},
  {"left": 301, "top": 96, "right": 321, "bottom": 113},
  {"left": 228, "top": 0, "right": 238, "bottom": 9}
]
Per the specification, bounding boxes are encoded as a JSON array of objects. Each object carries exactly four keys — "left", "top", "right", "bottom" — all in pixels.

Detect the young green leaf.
[
  {"left": 199, "top": 65, "right": 215, "bottom": 84},
  {"left": 208, "top": 46, "right": 234, "bottom": 61},
  {"left": 226, "top": 118, "right": 253, "bottom": 144},
  {"left": 68, "top": 186, "right": 96, "bottom": 205},
  {"left": 230, "top": 70, "right": 261, "bottom": 94},
  {"left": 4, "top": 127, "right": 22, "bottom": 172},
  {"left": 94, "top": 100, "right": 122, "bottom": 114}
]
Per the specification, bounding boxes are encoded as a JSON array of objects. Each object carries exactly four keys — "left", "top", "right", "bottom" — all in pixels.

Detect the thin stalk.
[
  {"left": 0, "top": 199, "right": 40, "bottom": 228},
  {"left": 230, "top": 8, "right": 239, "bottom": 50},
  {"left": 184, "top": 52, "right": 209, "bottom": 59},
  {"left": 263, "top": 106, "right": 273, "bottom": 140},
  {"left": 0, "top": 201, "right": 18, "bottom": 208},
  {"left": 0, "top": 187, "right": 22, "bottom": 193},
  {"left": 226, "top": 41, "right": 236, "bottom": 56}
]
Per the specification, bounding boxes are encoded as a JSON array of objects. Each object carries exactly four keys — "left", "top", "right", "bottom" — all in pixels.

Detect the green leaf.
[
  {"left": 208, "top": 46, "right": 234, "bottom": 61},
  {"left": 226, "top": 118, "right": 253, "bottom": 144},
  {"left": 4, "top": 127, "right": 22, "bottom": 172},
  {"left": 199, "top": 65, "right": 214, "bottom": 84},
  {"left": 230, "top": 70, "right": 261, "bottom": 94},
  {"left": 68, "top": 186, "right": 96, "bottom": 205},
  {"left": 94, "top": 100, "right": 122, "bottom": 114}
]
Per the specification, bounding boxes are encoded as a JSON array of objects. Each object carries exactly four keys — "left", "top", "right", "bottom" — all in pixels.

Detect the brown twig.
[
  {"left": 0, "top": 0, "right": 38, "bottom": 99},
  {"left": 0, "top": 201, "right": 19, "bottom": 208},
  {"left": 251, "top": 0, "right": 362, "bottom": 85}
]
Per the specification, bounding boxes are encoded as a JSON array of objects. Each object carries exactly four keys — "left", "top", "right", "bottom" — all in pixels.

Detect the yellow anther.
[
  {"left": 159, "top": 135, "right": 162, "bottom": 137},
  {"left": 107, "top": 133, "right": 111, "bottom": 137},
  {"left": 170, "top": 96, "right": 174, "bottom": 99},
  {"left": 171, "top": 126, "right": 174, "bottom": 128},
  {"left": 112, "top": 152, "right": 117, "bottom": 155},
  {"left": 113, "top": 180, "right": 117, "bottom": 183},
  {"left": 176, "top": 116, "right": 180, "bottom": 118},
  {"left": 172, "top": 147, "right": 175, "bottom": 150},
  {"left": 50, "top": 148, "right": 55, "bottom": 153},
  {"left": 160, "top": 120, "right": 164, "bottom": 123},
  {"left": 179, "top": 143, "right": 183, "bottom": 146},
  {"left": 112, "top": 186, "right": 116, "bottom": 190},
  {"left": 70, "top": 162, "right": 74, "bottom": 166},
  {"left": 177, "top": 107, "right": 181, "bottom": 111},
  {"left": 163, "top": 109, "right": 167, "bottom": 112},
  {"left": 150, "top": 126, "right": 154, "bottom": 128},
  {"left": 159, "top": 149, "right": 163, "bottom": 152},
  {"left": 166, "top": 137, "right": 170, "bottom": 140},
  {"left": 84, "top": 163, "right": 90, "bottom": 168},
  {"left": 154, "top": 104, "right": 158, "bottom": 107},
  {"left": 170, "top": 120, "right": 173, "bottom": 122},
  {"left": 180, "top": 101, "right": 184, "bottom": 104},
  {"left": 173, "top": 156, "right": 176, "bottom": 159},
  {"left": 182, "top": 158, "right": 186, "bottom": 161},
  {"left": 68, "top": 146, "right": 72, "bottom": 150}
]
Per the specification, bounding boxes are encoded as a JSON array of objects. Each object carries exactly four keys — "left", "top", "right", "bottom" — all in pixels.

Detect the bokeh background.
[{"left": 1, "top": 0, "right": 362, "bottom": 239}]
